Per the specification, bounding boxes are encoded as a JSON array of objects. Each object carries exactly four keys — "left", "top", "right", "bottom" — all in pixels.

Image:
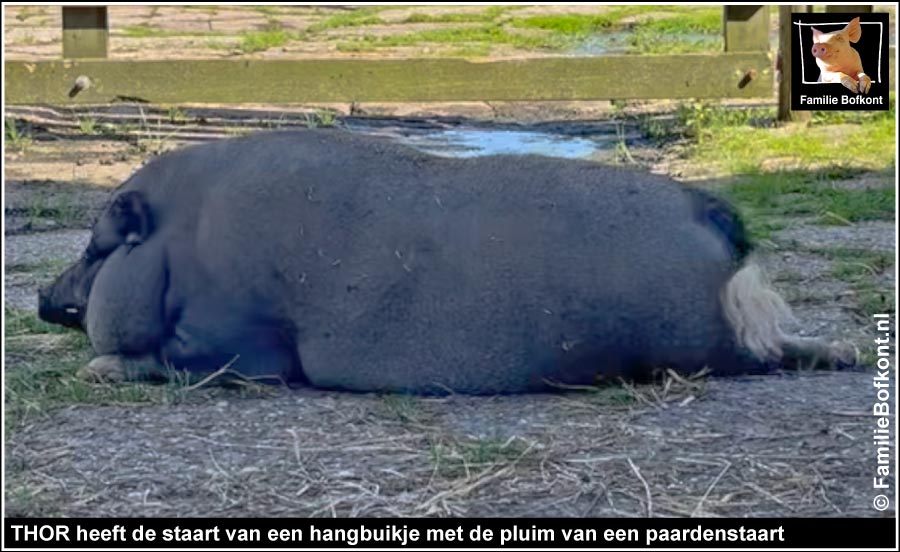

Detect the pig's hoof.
[
  {"left": 858, "top": 74, "right": 872, "bottom": 94},
  {"left": 77, "top": 355, "right": 126, "bottom": 382},
  {"left": 840, "top": 76, "right": 859, "bottom": 94},
  {"left": 829, "top": 341, "right": 860, "bottom": 371}
]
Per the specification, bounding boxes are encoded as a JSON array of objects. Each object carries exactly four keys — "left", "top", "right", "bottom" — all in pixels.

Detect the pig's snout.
[
  {"left": 811, "top": 43, "right": 829, "bottom": 59},
  {"left": 37, "top": 286, "right": 85, "bottom": 329}
]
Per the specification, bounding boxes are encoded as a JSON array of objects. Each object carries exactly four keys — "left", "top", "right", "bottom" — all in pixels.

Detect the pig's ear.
[
  {"left": 811, "top": 27, "right": 824, "bottom": 41},
  {"left": 111, "top": 191, "right": 153, "bottom": 244},
  {"left": 845, "top": 17, "right": 861, "bottom": 43}
]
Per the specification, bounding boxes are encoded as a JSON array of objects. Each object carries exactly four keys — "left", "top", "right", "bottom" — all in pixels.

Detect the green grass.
[
  {"left": 206, "top": 38, "right": 237, "bottom": 51},
  {"left": 724, "top": 172, "right": 895, "bottom": 230},
  {"left": 781, "top": 242, "right": 894, "bottom": 320},
  {"left": 6, "top": 258, "right": 71, "bottom": 283},
  {"left": 166, "top": 106, "right": 189, "bottom": 124},
  {"left": 4, "top": 352, "right": 166, "bottom": 435},
  {"left": 115, "top": 6, "right": 729, "bottom": 57},
  {"left": 253, "top": 6, "right": 280, "bottom": 17},
  {"left": 4, "top": 306, "right": 249, "bottom": 434},
  {"left": 804, "top": 248, "right": 896, "bottom": 318},
  {"left": 78, "top": 117, "right": 98, "bottom": 135},
  {"left": 829, "top": 255, "right": 893, "bottom": 285},
  {"left": 401, "top": 6, "right": 510, "bottom": 24},
  {"left": 14, "top": 6, "right": 46, "bottom": 21},
  {"left": 20, "top": 191, "right": 83, "bottom": 228},
  {"left": 637, "top": 10, "right": 721, "bottom": 34},
  {"left": 5, "top": 117, "right": 33, "bottom": 152},
  {"left": 804, "top": 246, "right": 897, "bottom": 264},
  {"left": 627, "top": 12, "right": 722, "bottom": 54},
  {"left": 303, "top": 109, "right": 338, "bottom": 129},
  {"left": 722, "top": 171, "right": 896, "bottom": 242},
  {"left": 315, "top": 5, "right": 726, "bottom": 55},
  {"left": 509, "top": 5, "right": 682, "bottom": 33},
  {"left": 120, "top": 24, "right": 227, "bottom": 39},
  {"left": 337, "top": 24, "right": 567, "bottom": 53},
  {"left": 586, "top": 385, "right": 637, "bottom": 406},
  {"left": 511, "top": 13, "right": 617, "bottom": 34},
  {"left": 683, "top": 95, "right": 897, "bottom": 240},
  {"left": 428, "top": 436, "right": 531, "bottom": 479},
  {"left": 6, "top": 306, "right": 72, "bottom": 337},
  {"left": 856, "top": 288, "right": 895, "bottom": 318},
  {"left": 120, "top": 24, "right": 165, "bottom": 38},
  {"left": 658, "top": 95, "right": 896, "bottom": 175},
  {"left": 448, "top": 44, "right": 493, "bottom": 58},
  {"left": 4, "top": 479, "right": 63, "bottom": 517},
  {"left": 183, "top": 5, "right": 219, "bottom": 15},
  {"left": 696, "top": 120, "right": 895, "bottom": 174},
  {"left": 239, "top": 28, "right": 291, "bottom": 53},
  {"left": 4, "top": 307, "right": 169, "bottom": 433},
  {"left": 675, "top": 102, "right": 776, "bottom": 134},
  {"left": 308, "top": 7, "right": 387, "bottom": 32},
  {"left": 329, "top": 6, "right": 724, "bottom": 54},
  {"left": 509, "top": 6, "right": 722, "bottom": 53},
  {"left": 379, "top": 394, "right": 420, "bottom": 423},
  {"left": 811, "top": 107, "right": 896, "bottom": 126}
]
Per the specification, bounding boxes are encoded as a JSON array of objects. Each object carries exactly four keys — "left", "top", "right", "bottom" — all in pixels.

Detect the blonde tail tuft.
[{"left": 721, "top": 262, "right": 796, "bottom": 361}]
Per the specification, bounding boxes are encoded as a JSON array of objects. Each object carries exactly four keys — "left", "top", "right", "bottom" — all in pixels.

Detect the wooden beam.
[
  {"left": 825, "top": 6, "right": 873, "bottom": 13},
  {"left": 724, "top": 5, "right": 770, "bottom": 52},
  {"left": 62, "top": 6, "right": 109, "bottom": 59},
  {"left": 5, "top": 55, "right": 774, "bottom": 105},
  {"left": 777, "top": 5, "right": 810, "bottom": 122}
]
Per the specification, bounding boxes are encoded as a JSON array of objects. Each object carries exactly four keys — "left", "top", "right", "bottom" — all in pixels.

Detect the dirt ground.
[
  {"left": 4, "top": 373, "right": 887, "bottom": 517},
  {"left": 3, "top": 5, "right": 897, "bottom": 520}
]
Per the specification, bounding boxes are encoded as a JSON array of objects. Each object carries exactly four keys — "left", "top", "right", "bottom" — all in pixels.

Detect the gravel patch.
[
  {"left": 774, "top": 221, "right": 896, "bottom": 252},
  {"left": 5, "top": 230, "right": 90, "bottom": 312},
  {"left": 5, "top": 229, "right": 90, "bottom": 268}
]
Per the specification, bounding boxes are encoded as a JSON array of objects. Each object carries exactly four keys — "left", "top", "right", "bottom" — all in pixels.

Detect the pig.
[
  {"left": 38, "top": 130, "right": 858, "bottom": 393},
  {"left": 811, "top": 17, "right": 871, "bottom": 94}
]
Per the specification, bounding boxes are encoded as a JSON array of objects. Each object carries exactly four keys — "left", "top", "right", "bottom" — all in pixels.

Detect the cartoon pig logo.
[{"left": 810, "top": 17, "right": 871, "bottom": 94}]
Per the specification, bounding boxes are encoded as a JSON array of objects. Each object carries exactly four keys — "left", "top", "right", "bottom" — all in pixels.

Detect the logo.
[{"left": 791, "top": 12, "right": 889, "bottom": 110}]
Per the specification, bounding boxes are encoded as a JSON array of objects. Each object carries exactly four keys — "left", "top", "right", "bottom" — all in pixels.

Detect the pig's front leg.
[
  {"left": 77, "top": 354, "right": 170, "bottom": 383},
  {"left": 85, "top": 240, "right": 167, "bottom": 355},
  {"left": 822, "top": 71, "right": 860, "bottom": 93},
  {"left": 79, "top": 238, "right": 170, "bottom": 382},
  {"left": 856, "top": 72, "right": 871, "bottom": 94}
]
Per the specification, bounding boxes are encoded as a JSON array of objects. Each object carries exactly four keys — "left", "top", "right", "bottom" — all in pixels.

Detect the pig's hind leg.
[
  {"left": 159, "top": 296, "right": 304, "bottom": 386},
  {"left": 779, "top": 336, "right": 859, "bottom": 371}
]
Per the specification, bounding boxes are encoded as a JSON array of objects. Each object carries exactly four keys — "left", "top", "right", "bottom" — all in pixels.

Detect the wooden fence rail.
[
  {"left": 4, "top": 5, "right": 889, "bottom": 113},
  {"left": 6, "top": 55, "right": 774, "bottom": 104}
]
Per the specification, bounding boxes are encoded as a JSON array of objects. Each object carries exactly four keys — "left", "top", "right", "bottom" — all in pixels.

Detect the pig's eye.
[{"left": 84, "top": 244, "right": 100, "bottom": 262}]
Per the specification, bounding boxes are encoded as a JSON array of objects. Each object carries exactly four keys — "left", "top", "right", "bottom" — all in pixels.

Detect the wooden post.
[
  {"left": 826, "top": 6, "right": 873, "bottom": 13},
  {"left": 724, "top": 5, "right": 770, "bottom": 52},
  {"left": 777, "top": 5, "right": 810, "bottom": 123},
  {"left": 62, "top": 6, "right": 108, "bottom": 59}
]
